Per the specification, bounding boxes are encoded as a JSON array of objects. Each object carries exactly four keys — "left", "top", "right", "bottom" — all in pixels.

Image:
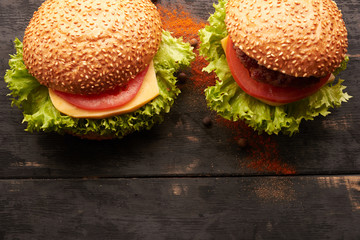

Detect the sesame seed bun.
[
  {"left": 23, "top": 0, "right": 162, "bottom": 95},
  {"left": 225, "top": 0, "right": 348, "bottom": 78}
]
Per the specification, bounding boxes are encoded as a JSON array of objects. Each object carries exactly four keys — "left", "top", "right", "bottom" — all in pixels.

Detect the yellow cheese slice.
[
  {"left": 49, "top": 61, "right": 159, "bottom": 119},
  {"left": 221, "top": 35, "right": 229, "bottom": 52}
]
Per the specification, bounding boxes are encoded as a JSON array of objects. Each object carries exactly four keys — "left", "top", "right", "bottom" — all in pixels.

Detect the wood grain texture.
[
  {"left": 0, "top": 0, "right": 359, "bottom": 178},
  {"left": 336, "top": 0, "right": 360, "bottom": 55},
  {"left": 1, "top": 176, "right": 359, "bottom": 240},
  {"left": 0, "top": 0, "right": 359, "bottom": 238}
]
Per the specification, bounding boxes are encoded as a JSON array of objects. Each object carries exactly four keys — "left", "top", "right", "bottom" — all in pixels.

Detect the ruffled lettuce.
[
  {"left": 199, "top": 0, "right": 351, "bottom": 135},
  {"left": 4, "top": 31, "right": 195, "bottom": 138}
]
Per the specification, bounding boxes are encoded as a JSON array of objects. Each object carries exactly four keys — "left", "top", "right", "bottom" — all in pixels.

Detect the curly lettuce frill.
[
  {"left": 199, "top": 0, "right": 351, "bottom": 135},
  {"left": 4, "top": 31, "right": 195, "bottom": 138}
]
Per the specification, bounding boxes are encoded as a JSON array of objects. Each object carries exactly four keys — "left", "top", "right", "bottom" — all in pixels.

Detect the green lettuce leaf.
[
  {"left": 4, "top": 31, "right": 195, "bottom": 138},
  {"left": 199, "top": 0, "right": 351, "bottom": 136}
]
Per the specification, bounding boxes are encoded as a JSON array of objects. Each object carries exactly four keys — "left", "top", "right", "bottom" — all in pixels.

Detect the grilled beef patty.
[{"left": 235, "top": 46, "right": 320, "bottom": 87}]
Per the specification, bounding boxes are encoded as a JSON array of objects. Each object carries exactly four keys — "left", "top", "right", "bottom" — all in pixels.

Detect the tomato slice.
[
  {"left": 52, "top": 66, "right": 149, "bottom": 110},
  {"left": 226, "top": 38, "right": 330, "bottom": 105}
]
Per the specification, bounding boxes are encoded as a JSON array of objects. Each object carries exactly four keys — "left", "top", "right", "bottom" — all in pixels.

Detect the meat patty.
[{"left": 235, "top": 46, "right": 320, "bottom": 87}]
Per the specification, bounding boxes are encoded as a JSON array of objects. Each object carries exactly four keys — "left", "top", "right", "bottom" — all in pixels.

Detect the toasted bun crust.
[
  {"left": 23, "top": 0, "right": 162, "bottom": 95},
  {"left": 225, "top": 0, "right": 348, "bottom": 78}
]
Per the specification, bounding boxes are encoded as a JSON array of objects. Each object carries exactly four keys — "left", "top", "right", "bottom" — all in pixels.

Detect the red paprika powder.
[
  {"left": 158, "top": 4, "right": 216, "bottom": 93},
  {"left": 217, "top": 117, "right": 296, "bottom": 175},
  {"left": 158, "top": 2, "right": 296, "bottom": 175}
]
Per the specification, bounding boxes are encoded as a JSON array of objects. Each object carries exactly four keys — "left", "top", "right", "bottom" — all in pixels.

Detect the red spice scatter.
[
  {"left": 216, "top": 117, "right": 296, "bottom": 175},
  {"left": 237, "top": 138, "right": 248, "bottom": 148},
  {"left": 159, "top": 2, "right": 295, "bottom": 175},
  {"left": 190, "top": 57, "right": 217, "bottom": 93},
  {"left": 158, "top": 5, "right": 216, "bottom": 93},
  {"left": 158, "top": 5, "right": 205, "bottom": 41}
]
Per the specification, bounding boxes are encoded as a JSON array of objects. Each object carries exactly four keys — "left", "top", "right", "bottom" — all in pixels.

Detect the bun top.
[
  {"left": 23, "top": 0, "right": 162, "bottom": 95},
  {"left": 225, "top": 0, "right": 348, "bottom": 77}
]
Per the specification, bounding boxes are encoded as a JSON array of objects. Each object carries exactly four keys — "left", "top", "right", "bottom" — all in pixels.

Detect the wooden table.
[{"left": 0, "top": 0, "right": 359, "bottom": 239}]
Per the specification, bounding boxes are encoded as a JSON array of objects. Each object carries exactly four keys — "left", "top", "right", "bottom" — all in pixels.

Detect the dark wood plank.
[
  {"left": 1, "top": 60, "right": 359, "bottom": 178},
  {"left": 336, "top": 0, "right": 360, "bottom": 55},
  {"left": 0, "top": 176, "right": 359, "bottom": 239},
  {"left": 0, "top": 0, "right": 359, "bottom": 178}
]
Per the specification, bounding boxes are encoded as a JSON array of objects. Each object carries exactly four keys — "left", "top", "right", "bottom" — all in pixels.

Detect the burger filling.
[
  {"left": 222, "top": 36, "right": 331, "bottom": 106},
  {"left": 234, "top": 45, "right": 320, "bottom": 88},
  {"left": 49, "top": 60, "right": 160, "bottom": 119}
]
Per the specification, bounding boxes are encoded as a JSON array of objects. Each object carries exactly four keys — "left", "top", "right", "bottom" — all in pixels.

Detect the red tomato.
[
  {"left": 226, "top": 38, "right": 330, "bottom": 105},
  {"left": 52, "top": 66, "right": 149, "bottom": 110}
]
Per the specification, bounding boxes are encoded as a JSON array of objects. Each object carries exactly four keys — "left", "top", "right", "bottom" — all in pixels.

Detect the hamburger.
[
  {"left": 4, "top": 0, "right": 194, "bottom": 139},
  {"left": 199, "top": 0, "right": 350, "bottom": 135}
]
